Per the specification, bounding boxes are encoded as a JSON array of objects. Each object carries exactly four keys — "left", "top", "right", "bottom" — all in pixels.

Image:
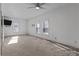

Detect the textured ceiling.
[{"left": 1, "top": 3, "right": 66, "bottom": 19}]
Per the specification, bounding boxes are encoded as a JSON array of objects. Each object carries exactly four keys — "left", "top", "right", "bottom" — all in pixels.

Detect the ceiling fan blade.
[
  {"left": 27, "top": 7, "right": 35, "bottom": 8},
  {"left": 27, "top": 3, "right": 46, "bottom": 10},
  {"left": 31, "top": 3, "right": 38, "bottom": 6},
  {"left": 39, "top": 3, "right": 45, "bottom": 6},
  {"left": 31, "top": 3, "right": 45, "bottom": 7},
  {"left": 40, "top": 7, "right": 45, "bottom": 9}
]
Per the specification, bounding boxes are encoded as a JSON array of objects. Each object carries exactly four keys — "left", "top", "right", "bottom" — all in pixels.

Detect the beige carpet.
[{"left": 1, "top": 35, "right": 79, "bottom": 56}]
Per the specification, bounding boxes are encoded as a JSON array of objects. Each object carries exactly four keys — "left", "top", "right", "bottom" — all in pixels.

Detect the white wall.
[
  {"left": 4, "top": 17, "right": 28, "bottom": 36},
  {"left": 28, "top": 4, "right": 79, "bottom": 48},
  {"left": 0, "top": 3, "right": 1, "bottom": 55},
  {"left": 28, "top": 10, "right": 55, "bottom": 40},
  {"left": 54, "top": 4, "right": 79, "bottom": 48}
]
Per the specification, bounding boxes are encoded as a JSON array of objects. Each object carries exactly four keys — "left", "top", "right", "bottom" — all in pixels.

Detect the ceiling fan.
[{"left": 28, "top": 3, "right": 45, "bottom": 10}]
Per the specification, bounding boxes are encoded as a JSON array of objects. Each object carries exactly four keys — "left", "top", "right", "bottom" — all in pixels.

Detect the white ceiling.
[{"left": 1, "top": 3, "right": 66, "bottom": 19}]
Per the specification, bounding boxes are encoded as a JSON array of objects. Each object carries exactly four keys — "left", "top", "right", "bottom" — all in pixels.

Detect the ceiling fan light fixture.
[{"left": 35, "top": 7, "right": 40, "bottom": 9}]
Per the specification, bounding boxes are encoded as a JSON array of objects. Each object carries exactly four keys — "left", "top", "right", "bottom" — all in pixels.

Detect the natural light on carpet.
[{"left": 8, "top": 36, "right": 19, "bottom": 45}]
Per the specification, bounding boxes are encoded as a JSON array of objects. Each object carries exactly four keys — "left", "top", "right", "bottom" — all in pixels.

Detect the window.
[
  {"left": 43, "top": 20, "right": 48, "bottom": 35},
  {"left": 35, "top": 24, "right": 40, "bottom": 34}
]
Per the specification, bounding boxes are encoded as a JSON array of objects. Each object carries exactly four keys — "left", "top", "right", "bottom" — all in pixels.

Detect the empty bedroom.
[{"left": 0, "top": 3, "right": 79, "bottom": 56}]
